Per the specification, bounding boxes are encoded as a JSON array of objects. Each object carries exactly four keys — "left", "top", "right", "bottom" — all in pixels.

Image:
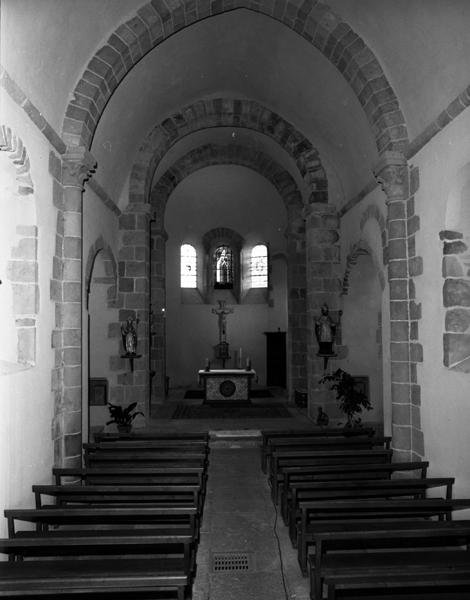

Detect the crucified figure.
[{"left": 212, "top": 300, "right": 234, "bottom": 344}]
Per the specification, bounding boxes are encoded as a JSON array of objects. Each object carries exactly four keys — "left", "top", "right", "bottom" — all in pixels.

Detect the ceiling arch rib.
[
  {"left": 131, "top": 97, "right": 327, "bottom": 204},
  {"left": 62, "top": 2, "right": 408, "bottom": 155},
  {"left": 150, "top": 143, "right": 303, "bottom": 212}
]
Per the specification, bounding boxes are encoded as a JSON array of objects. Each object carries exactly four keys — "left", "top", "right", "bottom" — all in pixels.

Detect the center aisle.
[{"left": 192, "top": 445, "right": 309, "bottom": 600}]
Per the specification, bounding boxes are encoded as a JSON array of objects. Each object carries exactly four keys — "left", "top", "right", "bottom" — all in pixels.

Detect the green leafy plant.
[
  {"left": 319, "top": 368, "right": 371, "bottom": 428},
  {"left": 106, "top": 402, "right": 143, "bottom": 428}
]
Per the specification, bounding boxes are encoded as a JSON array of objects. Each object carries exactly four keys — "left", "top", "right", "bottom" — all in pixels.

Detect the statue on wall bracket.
[
  {"left": 212, "top": 300, "right": 234, "bottom": 368},
  {"left": 120, "top": 317, "right": 142, "bottom": 372},
  {"left": 315, "top": 303, "right": 342, "bottom": 371}
]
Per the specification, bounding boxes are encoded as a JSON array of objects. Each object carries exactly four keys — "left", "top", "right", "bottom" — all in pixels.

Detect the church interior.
[{"left": 1, "top": 0, "right": 470, "bottom": 598}]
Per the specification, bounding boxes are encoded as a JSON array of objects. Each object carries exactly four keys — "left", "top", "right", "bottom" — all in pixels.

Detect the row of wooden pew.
[
  {"left": 0, "top": 431, "right": 210, "bottom": 599},
  {"left": 262, "top": 428, "right": 470, "bottom": 600}
]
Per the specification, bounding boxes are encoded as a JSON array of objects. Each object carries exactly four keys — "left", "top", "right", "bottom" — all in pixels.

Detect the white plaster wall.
[
  {"left": 0, "top": 92, "right": 57, "bottom": 537},
  {"left": 412, "top": 109, "right": 470, "bottom": 501}
]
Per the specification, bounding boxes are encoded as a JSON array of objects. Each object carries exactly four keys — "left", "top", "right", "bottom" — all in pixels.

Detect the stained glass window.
[
  {"left": 180, "top": 244, "right": 197, "bottom": 288},
  {"left": 251, "top": 244, "right": 268, "bottom": 288},
  {"left": 214, "top": 245, "right": 233, "bottom": 289}
]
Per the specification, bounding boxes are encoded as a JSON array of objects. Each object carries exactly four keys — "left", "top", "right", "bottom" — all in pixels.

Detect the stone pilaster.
[
  {"left": 112, "top": 202, "right": 152, "bottom": 417},
  {"left": 304, "top": 202, "right": 342, "bottom": 420},
  {"left": 52, "top": 147, "right": 95, "bottom": 468},
  {"left": 373, "top": 151, "right": 424, "bottom": 461},
  {"left": 285, "top": 201, "right": 307, "bottom": 401}
]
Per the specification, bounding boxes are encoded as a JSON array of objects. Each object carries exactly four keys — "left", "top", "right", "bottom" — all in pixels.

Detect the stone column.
[
  {"left": 304, "top": 202, "right": 342, "bottom": 421},
  {"left": 285, "top": 200, "right": 307, "bottom": 402},
  {"left": 52, "top": 147, "right": 95, "bottom": 468},
  {"left": 150, "top": 219, "right": 168, "bottom": 405},
  {"left": 374, "top": 151, "right": 424, "bottom": 461}
]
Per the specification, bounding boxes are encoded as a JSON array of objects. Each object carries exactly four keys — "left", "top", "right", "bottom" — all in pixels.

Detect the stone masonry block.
[
  {"left": 124, "top": 293, "right": 147, "bottom": 308},
  {"left": 412, "top": 427, "right": 424, "bottom": 457},
  {"left": 443, "top": 279, "right": 470, "bottom": 307},
  {"left": 17, "top": 327, "right": 35, "bottom": 363},
  {"left": 64, "top": 365, "right": 81, "bottom": 386},
  {"left": 64, "top": 282, "right": 82, "bottom": 302},
  {"left": 387, "top": 238, "right": 407, "bottom": 260},
  {"left": 11, "top": 238, "right": 37, "bottom": 260},
  {"left": 119, "top": 278, "right": 134, "bottom": 292},
  {"left": 409, "top": 256, "right": 423, "bottom": 277},
  {"left": 110, "top": 356, "right": 125, "bottom": 371},
  {"left": 444, "top": 240, "right": 468, "bottom": 255},
  {"left": 410, "top": 343, "right": 423, "bottom": 362},
  {"left": 64, "top": 432, "right": 82, "bottom": 457},
  {"left": 443, "top": 333, "right": 470, "bottom": 370},
  {"left": 63, "top": 347, "right": 81, "bottom": 366},
  {"left": 391, "top": 382, "right": 411, "bottom": 404},
  {"left": 63, "top": 212, "right": 82, "bottom": 237},
  {"left": 391, "top": 342, "right": 409, "bottom": 361},
  {"left": 442, "top": 256, "right": 464, "bottom": 278},
  {"left": 439, "top": 230, "right": 463, "bottom": 241},
  {"left": 391, "top": 424, "right": 412, "bottom": 452},
  {"left": 126, "top": 261, "right": 147, "bottom": 277},
  {"left": 409, "top": 301, "right": 422, "bottom": 320},
  {"left": 388, "top": 220, "right": 406, "bottom": 239},
  {"left": 64, "top": 409, "right": 82, "bottom": 434},
  {"left": 411, "top": 384, "right": 421, "bottom": 406},
  {"left": 56, "top": 303, "right": 81, "bottom": 329},
  {"left": 64, "top": 237, "right": 82, "bottom": 259},
  {"left": 407, "top": 214, "right": 420, "bottom": 236},
  {"left": 63, "top": 329, "right": 81, "bottom": 348},
  {"left": 388, "top": 260, "right": 407, "bottom": 279},
  {"left": 445, "top": 308, "right": 470, "bottom": 332},
  {"left": 390, "top": 300, "right": 408, "bottom": 320},
  {"left": 7, "top": 261, "right": 38, "bottom": 283},
  {"left": 389, "top": 279, "right": 408, "bottom": 300},
  {"left": 391, "top": 321, "right": 409, "bottom": 341}
]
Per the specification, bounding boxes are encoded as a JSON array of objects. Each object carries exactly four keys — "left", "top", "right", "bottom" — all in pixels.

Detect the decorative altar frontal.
[{"left": 198, "top": 369, "right": 256, "bottom": 404}]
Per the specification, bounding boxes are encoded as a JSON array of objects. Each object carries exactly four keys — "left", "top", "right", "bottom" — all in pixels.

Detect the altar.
[{"left": 198, "top": 369, "right": 256, "bottom": 405}]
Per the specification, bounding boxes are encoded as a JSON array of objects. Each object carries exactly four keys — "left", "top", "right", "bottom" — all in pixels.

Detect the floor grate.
[{"left": 212, "top": 552, "right": 253, "bottom": 572}]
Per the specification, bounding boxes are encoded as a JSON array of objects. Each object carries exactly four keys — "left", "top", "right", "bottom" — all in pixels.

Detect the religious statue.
[
  {"left": 121, "top": 317, "right": 138, "bottom": 356},
  {"left": 314, "top": 304, "right": 341, "bottom": 370},
  {"left": 212, "top": 300, "right": 233, "bottom": 344}
]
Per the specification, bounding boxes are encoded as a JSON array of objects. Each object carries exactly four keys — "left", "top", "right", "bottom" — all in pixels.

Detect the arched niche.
[
  {"left": 85, "top": 241, "right": 118, "bottom": 440},
  {"left": 341, "top": 247, "right": 384, "bottom": 430}
]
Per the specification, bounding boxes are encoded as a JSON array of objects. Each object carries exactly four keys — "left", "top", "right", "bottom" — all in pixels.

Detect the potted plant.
[
  {"left": 106, "top": 401, "right": 143, "bottom": 433},
  {"left": 319, "top": 368, "right": 372, "bottom": 429}
]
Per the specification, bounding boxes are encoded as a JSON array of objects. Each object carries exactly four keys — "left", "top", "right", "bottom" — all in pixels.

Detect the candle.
[
  {"left": 239, "top": 347, "right": 242, "bottom": 368},
  {"left": 246, "top": 357, "right": 251, "bottom": 371}
]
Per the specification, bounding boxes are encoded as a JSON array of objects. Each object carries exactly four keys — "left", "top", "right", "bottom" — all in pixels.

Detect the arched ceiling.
[{"left": 2, "top": 0, "right": 470, "bottom": 209}]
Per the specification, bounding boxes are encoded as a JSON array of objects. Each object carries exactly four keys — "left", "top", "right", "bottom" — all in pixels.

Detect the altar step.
[{"left": 209, "top": 429, "right": 262, "bottom": 448}]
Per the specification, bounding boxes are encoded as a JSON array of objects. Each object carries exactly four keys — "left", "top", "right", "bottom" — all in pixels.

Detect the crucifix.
[{"left": 212, "top": 300, "right": 234, "bottom": 367}]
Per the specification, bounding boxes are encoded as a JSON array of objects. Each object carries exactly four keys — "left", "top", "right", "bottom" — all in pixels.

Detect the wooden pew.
[
  {"left": 94, "top": 430, "right": 209, "bottom": 443},
  {"left": 279, "top": 461, "right": 429, "bottom": 518},
  {"left": 0, "top": 557, "right": 189, "bottom": 599},
  {"left": 296, "top": 497, "right": 470, "bottom": 575},
  {"left": 323, "top": 570, "right": 470, "bottom": 600},
  {"left": 32, "top": 483, "right": 203, "bottom": 512},
  {"left": 308, "top": 519, "right": 470, "bottom": 600},
  {"left": 5, "top": 506, "right": 199, "bottom": 539},
  {"left": 84, "top": 450, "right": 208, "bottom": 468},
  {"left": 53, "top": 465, "right": 207, "bottom": 491},
  {"left": 285, "top": 477, "right": 455, "bottom": 536},
  {"left": 84, "top": 439, "right": 210, "bottom": 452},
  {"left": 270, "top": 449, "right": 393, "bottom": 503},
  {"left": 260, "top": 428, "right": 376, "bottom": 471},
  {"left": 264, "top": 435, "right": 390, "bottom": 475}
]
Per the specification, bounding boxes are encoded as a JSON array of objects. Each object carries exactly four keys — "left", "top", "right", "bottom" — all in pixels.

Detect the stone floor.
[{"left": 146, "top": 388, "right": 313, "bottom": 600}]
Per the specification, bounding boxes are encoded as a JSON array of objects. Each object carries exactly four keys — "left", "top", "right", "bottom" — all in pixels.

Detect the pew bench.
[
  {"left": 32, "top": 483, "right": 203, "bottom": 512},
  {"left": 270, "top": 449, "right": 393, "bottom": 503},
  {"left": 285, "top": 476, "right": 455, "bottom": 536},
  {"left": 5, "top": 506, "right": 199, "bottom": 539},
  {"left": 53, "top": 466, "right": 207, "bottom": 495},
  {"left": 84, "top": 451, "right": 208, "bottom": 469},
  {"left": 307, "top": 519, "right": 470, "bottom": 599},
  {"left": 322, "top": 565, "right": 470, "bottom": 600},
  {"left": 94, "top": 430, "right": 209, "bottom": 443},
  {"left": 296, "top": 497, "right": 470, "bottom": 574},
  {"left": 279, "top": 461, "right": 429, "bottom": 515},
  {"left": 0, "top": 557, "right": 189, "bottom": 599},
  {"left": 260, "top": 428, "right": 376, "bottom": 472},
  {"left": 264, "top": 436, "right": 391, "bottom": 476}
]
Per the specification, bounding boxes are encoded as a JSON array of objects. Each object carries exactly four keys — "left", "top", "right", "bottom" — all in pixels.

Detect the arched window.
[
  {"left": 214, "top": 245, "right": 233, "bottom": 289},
  {"left": 180, "top": 244, "right": 197, "bottom": 288},
  {"left": 251, "top": 244, "right": 268, "bottom": 288}
]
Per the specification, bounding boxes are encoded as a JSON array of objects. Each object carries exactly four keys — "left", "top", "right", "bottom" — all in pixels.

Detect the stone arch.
[
  {"left": 62, "top": 2, "right": 408, "bottom": 155},
  {"left": 84, "top": 235, "right": 118, "bottom": 310},
  {"left": 0, "top": 125, "right": 38, "bottom": 370},
  {"left": 131, "top": 98, "right": 327, "bottom": 204},
  {"left": 141, "top": 142, "right": 306, "bottom": 402},
  {"left": 341, "top": 239, "right": 384, "bottom": 296},
  {"left": 150, "top": 143, "right": 303, "bottom": 217}
]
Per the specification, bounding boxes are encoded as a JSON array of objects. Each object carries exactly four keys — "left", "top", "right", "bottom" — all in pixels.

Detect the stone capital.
[
  {"left": 62, "top": 147, "right": 96, "bottom": 188},
  {"left": 373, "top": 151, "right": 408, "bottom": 202},
  {"left": 302, "top": 202, "right": 337, "bottom": 221}
]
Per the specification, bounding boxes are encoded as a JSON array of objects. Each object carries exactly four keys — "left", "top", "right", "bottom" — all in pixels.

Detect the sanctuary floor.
[{"left": 146, "top": 387, "right": 312, "bottom": 600}]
